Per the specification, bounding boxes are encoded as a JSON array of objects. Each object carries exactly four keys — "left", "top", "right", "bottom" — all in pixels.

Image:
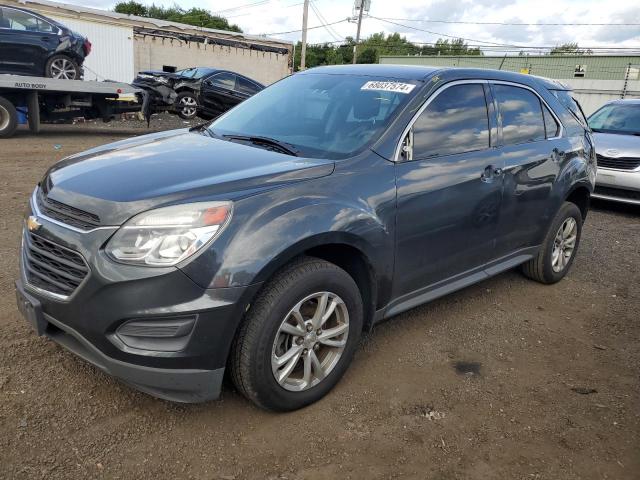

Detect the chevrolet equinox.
[{"left": 15, "top": 65, "right": 596, "bottom": 411}]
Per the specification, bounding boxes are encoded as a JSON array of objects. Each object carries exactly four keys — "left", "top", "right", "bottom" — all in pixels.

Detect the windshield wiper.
[{"left": 223, "top": 135, "right": 300, "bottom": 156}]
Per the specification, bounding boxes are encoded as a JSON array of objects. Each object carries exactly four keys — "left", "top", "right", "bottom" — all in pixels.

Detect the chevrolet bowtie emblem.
[{"left": 27, "top": 215, "right": 42, "bottom": 232}]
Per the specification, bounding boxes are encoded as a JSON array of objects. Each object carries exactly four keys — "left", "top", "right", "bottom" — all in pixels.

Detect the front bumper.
[
  {"left": 16, "top": 279, "right": 224, "bottom": 402},
  {"left": 17, "top": 198, "right": 261, "bottom": 402},
  {"left": 593, "top": 168, "right": 640, "bottom": 205}
]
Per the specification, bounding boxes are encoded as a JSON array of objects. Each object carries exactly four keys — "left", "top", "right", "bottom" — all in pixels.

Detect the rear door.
[
  {"left": 236, "top": 76, "right": 262, "bottom": 100},
  {"left": 489, "top": 82, "right": 564, "bottom": 253},
  {"left": 393, "top": 81, "right": 505, "bottom": 300},
  {"left": 200, "top": 72, "right": 240, "bottom": 117},
  {"left": 0, "top": 7, "right": 59, "bottom": 75}
]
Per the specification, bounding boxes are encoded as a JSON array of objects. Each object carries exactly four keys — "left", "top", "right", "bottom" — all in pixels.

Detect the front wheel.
[
  {"left": 175, "top": 92, "right": 198, "bottom": 120},
  {"left": 230, "top": 257, "right": 363, "bottom": 411},
  {"left": 0, "top": 96, "right": 18, "bottom": 138},
  {"left": 521, "top": 202, "right": 583, "bottom": 284}
]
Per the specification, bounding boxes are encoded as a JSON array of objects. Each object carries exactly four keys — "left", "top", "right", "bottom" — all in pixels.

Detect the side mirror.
[{"left": 401, "top": 129, "right": 414, "bottom": 161}]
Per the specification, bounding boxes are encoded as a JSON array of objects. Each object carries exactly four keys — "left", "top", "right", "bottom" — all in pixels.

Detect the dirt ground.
[{"left": 0, "top": 117, "right": 638, "bottom": 480}]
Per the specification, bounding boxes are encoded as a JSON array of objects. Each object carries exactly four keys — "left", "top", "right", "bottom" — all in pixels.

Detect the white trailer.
[{"left": 0, "top": 74, "right": 145, "bottom": 138}]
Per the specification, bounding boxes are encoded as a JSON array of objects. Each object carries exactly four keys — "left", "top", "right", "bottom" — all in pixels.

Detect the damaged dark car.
[
  {"left": 132, "top": 67, "right": 263, "bottom": 120},
  {"left": 0, "top": 5, "right": 91, "bottom": 80}
]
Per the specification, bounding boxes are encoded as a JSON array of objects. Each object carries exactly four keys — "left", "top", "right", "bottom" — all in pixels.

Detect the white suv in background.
[{"left": 588, "top": 99, "right": 640, "bottom": 205}]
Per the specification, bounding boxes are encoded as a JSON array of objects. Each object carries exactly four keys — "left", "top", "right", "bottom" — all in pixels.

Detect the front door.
[{"left": 393, "top": 82, "right": 504, "bottom": 301}]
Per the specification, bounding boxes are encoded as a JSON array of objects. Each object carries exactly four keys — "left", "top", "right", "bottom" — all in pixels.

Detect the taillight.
[{"left": 83, "top": 39, "right": 92, "bottom": 56}]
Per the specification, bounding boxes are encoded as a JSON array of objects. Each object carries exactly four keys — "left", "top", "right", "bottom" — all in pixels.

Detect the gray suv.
[{"left": 15, "top": 65, "right": 596, "bottom": 411}]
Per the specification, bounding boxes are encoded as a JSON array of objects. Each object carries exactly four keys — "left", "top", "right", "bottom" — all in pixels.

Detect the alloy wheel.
[
  {"left": 50, "top": 58, "right": 77, "bottom": 80},
  {"left": 271, "top": 291, "right": 349, "bottom": 392},
  {"left": 551, "top": 217, "right": 577, "bottom": 272},
  {"left": 0, "top": 105, "right": 9, "bottom": 131},
  {"left": 178, "top": 96, "right": 197, "bottom": 118}
]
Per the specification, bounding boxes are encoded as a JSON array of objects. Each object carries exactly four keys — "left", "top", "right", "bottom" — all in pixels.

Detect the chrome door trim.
[{"left": 393, "top": 78, "right": 566, "bottom": 162}]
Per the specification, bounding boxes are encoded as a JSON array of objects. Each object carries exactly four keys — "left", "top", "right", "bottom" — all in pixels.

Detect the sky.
[{"left": 60, "top": 0, "right": 640, "bottom": 54}]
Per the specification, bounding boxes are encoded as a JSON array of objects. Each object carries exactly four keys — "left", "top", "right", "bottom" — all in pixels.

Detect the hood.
[
  {"left": 592, "top": 132, "right": 640, "bottom": 158},
  {"left": 42, "top": 129, "right": 334, "bottom": 226}
]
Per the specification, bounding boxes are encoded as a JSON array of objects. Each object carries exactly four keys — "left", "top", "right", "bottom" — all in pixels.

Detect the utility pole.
[
  {"left": 352, "top": 0, "right": 364, "bottom": 64},
  {"left": 300, "top": 0, "right": 309, "bottom": 70}
]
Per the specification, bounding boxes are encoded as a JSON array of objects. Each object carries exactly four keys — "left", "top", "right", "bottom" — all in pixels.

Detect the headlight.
[{"left": 106, "top": 202, "right": 232, "bottom": 267}]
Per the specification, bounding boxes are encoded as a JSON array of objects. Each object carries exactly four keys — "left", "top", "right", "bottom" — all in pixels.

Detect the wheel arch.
[
  {"left": 565, "top": 183, "right": 592, "bottom": 219},
  {"left": 251, "top": 233, "right": 379, "bottom": 331}
]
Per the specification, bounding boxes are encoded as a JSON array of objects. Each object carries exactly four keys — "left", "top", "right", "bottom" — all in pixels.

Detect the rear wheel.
[
  {"left": 0, "top": 96, "right": 18, "bottom": 138},
  {"left": 175, "top": 92, "right": 198, "bottom": 120},
  {"left": 45, "top": 55, "right": 80, "bottom": 80},
  {"left": 521, "top": 202, "right": 583, "bottom": 284},
  {"left": 230, "top": 257, "right": 363, "bottom": 411}
]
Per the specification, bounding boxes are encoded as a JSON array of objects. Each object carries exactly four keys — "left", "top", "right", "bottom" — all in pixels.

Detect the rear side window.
[
  {"left": 543, "top": 105, "right": 560, "bottom": 138},
  {"left": 412, "top": 83, "right": 490, "bottom": 159},
  {"left": 209, "top": 73, "right": 236, "bottom": 90},
  {"left": 493, "top": 84, "right": 546, "bottom": 145},
  {"left": 237, "top": 77, "right": 260, "bottom": 95}
]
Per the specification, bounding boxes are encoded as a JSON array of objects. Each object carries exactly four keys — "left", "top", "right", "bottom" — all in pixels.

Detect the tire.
[
  {"left": 0, "top": 96, "right": 18, "bottom": 138},
  {"left": 45, "top": 55, "right": 81, "bottom": 80},
  {"left": 175, "top": 92, "right": 198, "bottom": 120},
  {"left": 521, "top": 202, "right": 583, "bottom": 284},
  {"left": 230, "top": 256, "right": 363, "bottom": 411},
  {"left": 44, "top": 55, "right": 82, "bottom": 80},
  {"left": 27, "top": 92, "right": 40, "bottom": 134}
]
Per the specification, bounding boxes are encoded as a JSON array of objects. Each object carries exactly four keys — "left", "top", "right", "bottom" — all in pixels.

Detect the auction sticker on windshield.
[{"left": 361, "top": 81, "right": 416, "bottom": 94}]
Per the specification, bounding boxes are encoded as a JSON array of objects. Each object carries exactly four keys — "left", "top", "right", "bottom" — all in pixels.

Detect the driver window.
[
  {"left": 412, "top": 83, "right": 490, "bottom": 160},
  {"left": 3, "top": 8, "right": 41, "bottom": 31}
]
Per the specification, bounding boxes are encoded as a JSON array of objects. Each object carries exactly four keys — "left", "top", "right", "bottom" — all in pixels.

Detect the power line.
[
  {"left": 306, "top": 38, "right": 640, "bottom": 54},
  {"left": 368, "top": 15, "right": 538, "bottom": 47},
  {"left": 309, "top": 1, "right": 342, "bottom": 42},
  {"left": 264, "top": 18, "right": 349, "bottom": 35},
  {"left": 374, "top": 17, "right": 640, "bottom": 27},
  {"left": 367, "top": 16, "right": 640, "bottom": 51},
  {"left": 212, "top": 0, "right": 271, "bottom": 15}
]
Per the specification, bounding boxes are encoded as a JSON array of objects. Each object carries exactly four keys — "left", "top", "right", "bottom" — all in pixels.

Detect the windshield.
[
  {"left": 207, "top": 73, "right": 420, "bottom": 159},
  {"left": 588, "top": 104, "right": 640, "bottom": 135},
  {"left": 176, "top": 67, "right": 213, "bottom": 79}
]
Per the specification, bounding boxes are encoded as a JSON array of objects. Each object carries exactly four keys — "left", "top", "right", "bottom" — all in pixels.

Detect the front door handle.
[{"left": 481, "top": 165, "right": 503, "bottom": 182}]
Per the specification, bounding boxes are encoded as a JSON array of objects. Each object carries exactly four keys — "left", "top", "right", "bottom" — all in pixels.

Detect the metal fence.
[{"left": 379, "top": 55, "right": 640, "bottom": 114}]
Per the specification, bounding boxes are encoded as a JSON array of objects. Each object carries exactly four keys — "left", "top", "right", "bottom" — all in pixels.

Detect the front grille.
[
  {"left": 594, "top": 186, "right": 640, "bottom": 201},
  {"left": 596, "top": 154, "right": 640, "bottom": 171},
  {"left": 22, "top": 231, "right": 89, "bottom": 298},
  {"left": 37, "top": 189, "right": 101, "bottom": 231}
]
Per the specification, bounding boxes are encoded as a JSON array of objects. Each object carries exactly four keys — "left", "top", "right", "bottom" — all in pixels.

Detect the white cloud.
[{"left": 50, "top": 0, "right": 640, "bottom": 52}]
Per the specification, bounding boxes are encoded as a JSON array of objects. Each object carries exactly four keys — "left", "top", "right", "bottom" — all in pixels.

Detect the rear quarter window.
[{"left": 551, "top": 90, "right": 588, "bottom": 127}]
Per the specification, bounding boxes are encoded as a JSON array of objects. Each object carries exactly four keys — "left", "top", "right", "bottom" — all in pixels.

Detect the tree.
[
  {"left": 113, "top": 1, "right": 147, "bottom": 16},
  {"left": 113, "top": 3, "right": 243, "bottom": 32},
  {"left": 549, "top": 43, "right": 593, "bottom": 55},
  {"left": 293, "top": 34, "right": 482, "bottom": 71}
]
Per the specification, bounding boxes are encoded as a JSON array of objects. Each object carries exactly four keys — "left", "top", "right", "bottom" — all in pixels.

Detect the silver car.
[{"left": 588, "top": 99, "right": 640, "bottom": 205}]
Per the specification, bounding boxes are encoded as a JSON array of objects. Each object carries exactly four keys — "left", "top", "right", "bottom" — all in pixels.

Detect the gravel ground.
[{"left": 0, "top": 116, "right": 639, "bottom": 480}]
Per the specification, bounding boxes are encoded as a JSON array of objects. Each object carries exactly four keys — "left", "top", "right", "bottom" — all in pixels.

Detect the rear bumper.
[{"left": 594, "top": 168, "right": 640, "bottom": 205}]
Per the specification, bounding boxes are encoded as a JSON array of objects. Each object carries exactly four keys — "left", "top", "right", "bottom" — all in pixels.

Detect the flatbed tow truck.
[{"left": 0, "top": 74, "right": 147, "bottom": 138}]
